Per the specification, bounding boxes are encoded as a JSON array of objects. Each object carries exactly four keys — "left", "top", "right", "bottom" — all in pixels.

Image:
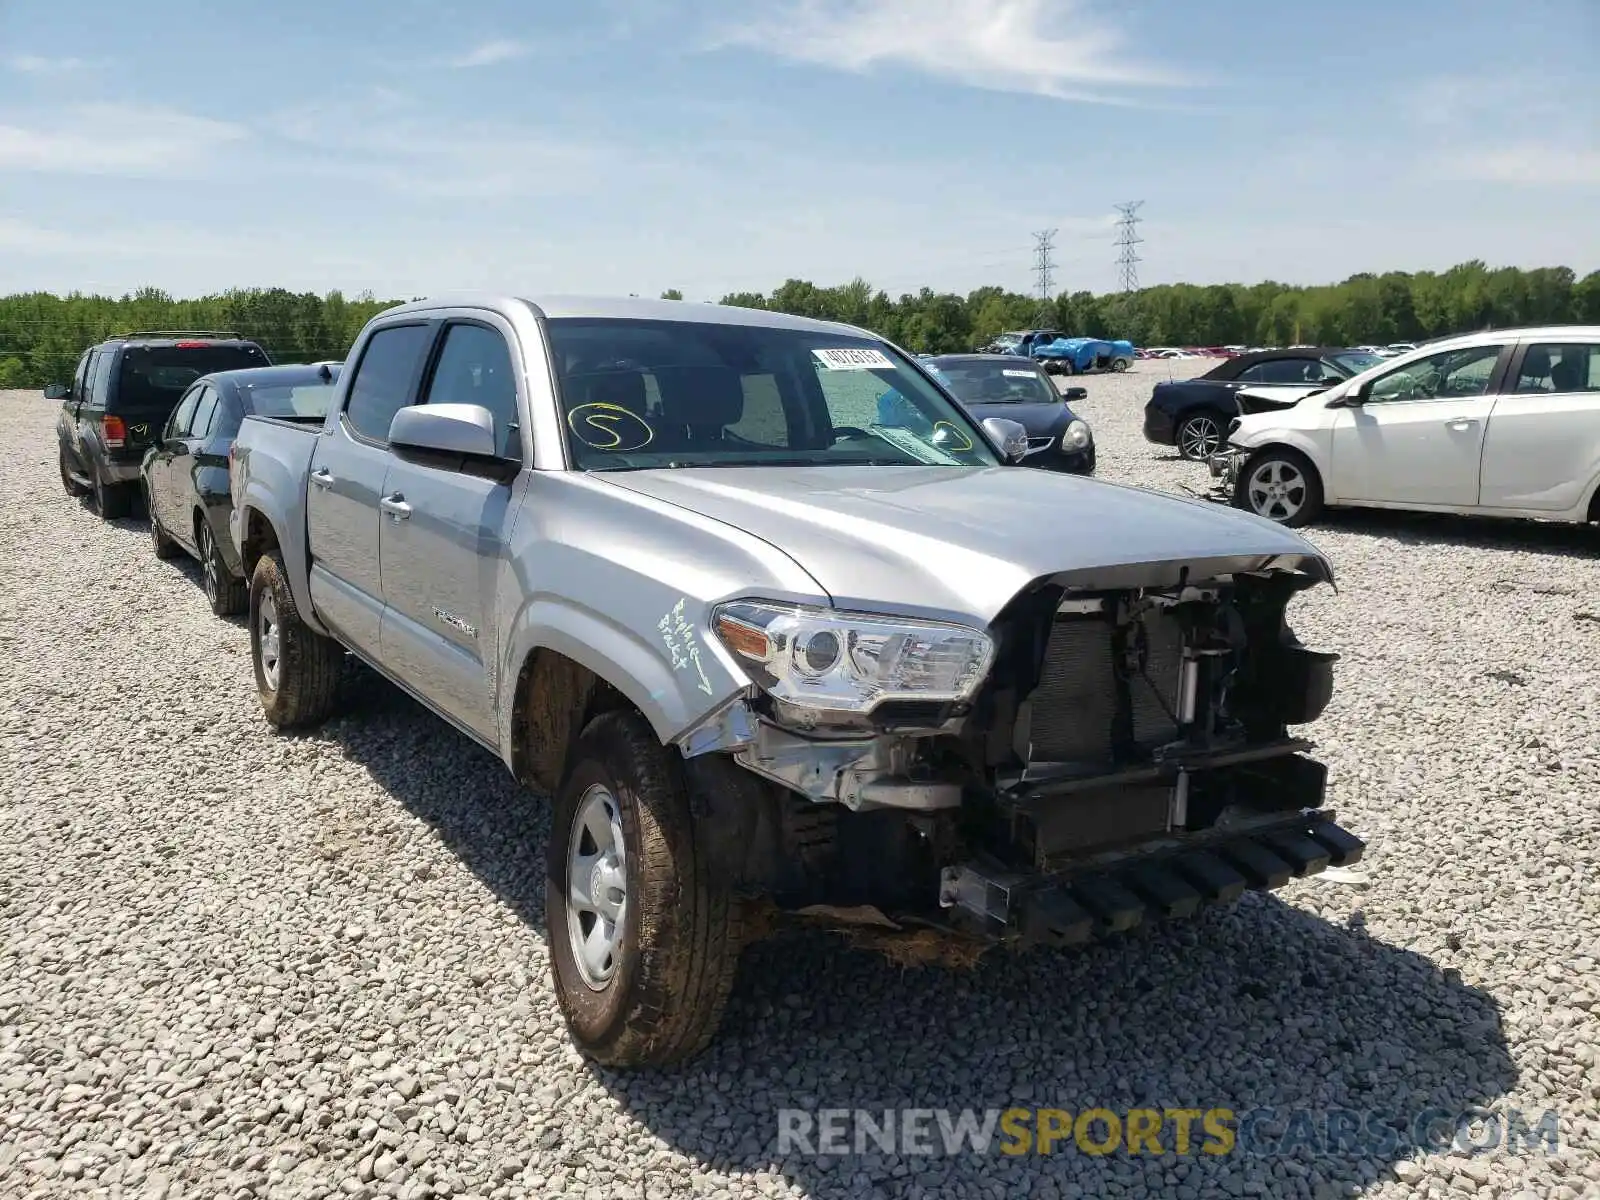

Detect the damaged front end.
[{"left": 680, "top": 557, "right": 1363, "bottom": 951}]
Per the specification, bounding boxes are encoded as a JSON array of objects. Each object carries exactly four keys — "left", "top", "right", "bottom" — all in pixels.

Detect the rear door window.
[
  {"left": 190, "top": 386, "right": 220, "bottom": 438},
  {"left": 87, "top": 351, "right": 110, "bottom": 407},
  {"left": 71, "top": 352, "right": 91, "bottom": 403},
  {"left": 1513, "top": 343, "right": 1600, "bottom": 394},
  {"left": 167, "top": 386, "right": 202, "bottom": 438},
  {"left": 344, "top": 324, "right": 436, "bottom": 443},
  {"left": 112, "top": 344, "right": 269, "bottom": 414}
]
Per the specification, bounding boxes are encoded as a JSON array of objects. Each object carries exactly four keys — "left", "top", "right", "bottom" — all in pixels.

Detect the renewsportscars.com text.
[{"left": 777, "top": 1106, "right": 1563, "bottom": 1159}]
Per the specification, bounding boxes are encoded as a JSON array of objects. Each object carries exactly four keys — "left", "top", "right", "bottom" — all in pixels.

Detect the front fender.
[
  {"left": 492, "top": 472, "right": 828, "bottom": 762},
  {"left": 496, "top": 595, "right": 749, "bottom": 758},
  {"left": 1235, "top": 428, "right": 1332, "bottom": 495}
]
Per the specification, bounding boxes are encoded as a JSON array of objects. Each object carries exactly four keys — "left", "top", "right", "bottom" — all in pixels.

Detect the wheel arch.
[
  {"left": 238, "top": 505, "right": 281, "bottom": 578},
  {"left": 1239, "top": 432, "right": 1331, "bottom": 493},
  {"left": 508, "top": 647, "right": 636, "bottom": 795}
]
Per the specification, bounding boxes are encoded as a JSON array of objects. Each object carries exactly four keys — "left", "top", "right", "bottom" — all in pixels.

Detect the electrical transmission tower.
[
  {"left": 1113, "top": 201, "right": 1144, "bottom": 293},
  {"left": 1032, "top": 229, "right": 1058, "bottom": 325}
]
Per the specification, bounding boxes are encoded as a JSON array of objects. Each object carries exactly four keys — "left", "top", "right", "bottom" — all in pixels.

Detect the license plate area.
[{"left": 1015, "top": 782, "right": 1174, "bottom": 869}]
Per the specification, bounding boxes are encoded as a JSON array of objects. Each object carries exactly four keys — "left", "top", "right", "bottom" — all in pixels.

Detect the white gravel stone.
[{"left": 3, "top": 370, "right": 1597, "bottom": 1200}]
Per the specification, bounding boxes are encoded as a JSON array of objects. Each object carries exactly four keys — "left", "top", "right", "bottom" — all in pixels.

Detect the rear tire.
[
  {"left": 1111, "top": 357, "right": 1130, "bottom": 372},
  {"left": 1176, "top": 413, "right": 1224, "bottom": 461},
  {"left": 547, "top": 710, "right": 745, "bottom": 1068},
  {"left": 199, "top": 519, "right": 246, "bottom": 616},
  {"left": 93, "top": 469, "right": 132, "bottom": 520},
  {"left": 249, "top": 552, "right": 342, "bottom": 729},
  {"left": 59, "top": 447, "right": 88, "bottom": 497}
]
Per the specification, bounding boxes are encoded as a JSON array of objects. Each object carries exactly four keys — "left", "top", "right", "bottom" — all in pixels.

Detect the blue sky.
[{"left": 1, "top": 0, "right": 1596, "bottom": 301}]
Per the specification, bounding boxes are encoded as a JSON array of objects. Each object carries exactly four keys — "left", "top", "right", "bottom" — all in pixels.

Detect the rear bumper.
[
  {"left": 99, "top": 457, "right": 145, "bottom": 485},
  {"left": 943, "top": 814, "right": 1364, "bottom": 946}
]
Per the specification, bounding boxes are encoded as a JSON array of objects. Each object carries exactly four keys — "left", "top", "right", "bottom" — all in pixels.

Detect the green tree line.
[
  {"left": 2, "top": 261, "right": 1595, "bottom": 388},
  {"left": 718, "top": 261, "right": 1599, "bottom": 354},
  {"left": 0, "top": 287, "right": 403, "bottom": 389}
]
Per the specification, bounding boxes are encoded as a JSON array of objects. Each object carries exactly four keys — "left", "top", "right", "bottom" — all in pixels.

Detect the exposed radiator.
[{"left": 1026, "top": 610, "right": 1185, "bottom": 765}]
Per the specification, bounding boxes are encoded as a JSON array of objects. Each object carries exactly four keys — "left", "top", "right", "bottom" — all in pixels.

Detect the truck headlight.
[
  {"left": 1061, "top": 419, "right": 1091, "bottom": 451},
  {"left": 712, "top": 601, "right": 994, "bottom": 715}
]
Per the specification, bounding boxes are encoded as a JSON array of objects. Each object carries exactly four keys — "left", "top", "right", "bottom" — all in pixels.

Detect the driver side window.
[{"left": 1366, "top": 345, "right": 1502, "bottom": 404}]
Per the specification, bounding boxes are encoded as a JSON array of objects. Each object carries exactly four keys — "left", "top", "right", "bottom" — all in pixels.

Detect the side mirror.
[
  {"left": 1063, "top": 386, "right": 1088, "bottom": 401},
  {"left": 389, "top": 403, "right": 499, "bottom": 459},
  {"left": 981, "top": 417, "right": 1029, "bottom": 464},
  {"left": 44, "top": 383, "right": 70, "bottom": 400}
]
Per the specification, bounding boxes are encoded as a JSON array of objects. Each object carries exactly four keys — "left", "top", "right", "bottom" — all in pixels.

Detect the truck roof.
[{"left": 376, "top": 293, "right": 876, "bottom": 339}]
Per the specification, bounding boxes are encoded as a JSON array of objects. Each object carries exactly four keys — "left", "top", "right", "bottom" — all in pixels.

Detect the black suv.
[{"left": 50, "top": 332, "right": 271, "bottom": 518}]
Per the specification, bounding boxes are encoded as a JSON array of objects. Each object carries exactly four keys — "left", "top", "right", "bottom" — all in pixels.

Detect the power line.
[
  {"left": 1114, "top": 202, "right": 1144, "bottom": 293},
  {"left": 1032, "top": 229, "right": 1058, "bottom": 325}
]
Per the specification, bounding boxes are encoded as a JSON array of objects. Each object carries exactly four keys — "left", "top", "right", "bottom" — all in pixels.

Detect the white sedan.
[{"left": 1209, "top": 326, "right": 1600, "bottom": 528}]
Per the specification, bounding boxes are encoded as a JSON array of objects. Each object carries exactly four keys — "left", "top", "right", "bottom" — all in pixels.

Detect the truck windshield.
[{"left": 544, "top": 318, "right": 1001, "bottom": 471}]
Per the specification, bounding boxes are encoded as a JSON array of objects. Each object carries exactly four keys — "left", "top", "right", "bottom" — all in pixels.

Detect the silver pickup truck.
[{"left": 229, "top": 294, "right": 1363, "bottom": 1068}]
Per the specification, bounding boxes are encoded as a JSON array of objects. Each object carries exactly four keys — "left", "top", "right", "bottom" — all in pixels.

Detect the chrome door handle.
[
  {"left": 379, "top": 494, "right": 412, "bottom": 520},
  {"left": 310, "top": 467, "right": 335, "bottom": 489},
  {"left": 1445, "top": 418, "right": 1476, "bottom": 430}
]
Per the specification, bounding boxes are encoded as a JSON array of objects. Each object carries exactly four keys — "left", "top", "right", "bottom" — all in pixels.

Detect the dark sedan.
[
  {"left": 142, "top": 363, "right": 339, "bottom": 614},
  {"left": 1143, "top": 347, "right": 1385, "bottom": 460},
  {"left": 924, "top": 354, "right": 1095, "bottom": 473}
]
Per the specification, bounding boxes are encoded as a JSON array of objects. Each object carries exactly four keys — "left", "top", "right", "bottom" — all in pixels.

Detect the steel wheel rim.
[
  {"left": 258, "top": 589, "right": 281, "bottom": 691},
  {"left": 1247, "top": 459, "right": 1306, "bottom": 521},
  {"left": 566, "top": 783, "right": 628, "bottom": 990},
  {"left": 1180, "top": 417, "right": 1220, "bottom": 459},
  {"left": 200, "top": 526, "right": 219, "bottom": 601}
]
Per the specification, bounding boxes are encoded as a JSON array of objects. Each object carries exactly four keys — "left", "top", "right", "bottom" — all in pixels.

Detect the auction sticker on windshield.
[
  {"left": 815, "top": 347, "right": 894, "bottom": 371},
  {"left": 1002, "top": 369, "right": 1036, "bottom": 378}
]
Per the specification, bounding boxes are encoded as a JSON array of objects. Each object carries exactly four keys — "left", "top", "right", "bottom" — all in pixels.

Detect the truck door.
[
  {"left": 307, "top": 321, "right": 435, "bottom": 658},
  {"left": 378, "top": 319, "right": 524, "bottom": 742}
]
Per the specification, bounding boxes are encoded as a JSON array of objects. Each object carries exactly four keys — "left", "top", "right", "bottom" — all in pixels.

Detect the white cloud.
[
  {"left": 0, "top": 104, "right": 246, "bottom": 176},
  {"left": 1401, "top": 74, "right": 1600, "bottom": 190},
  {"left": 448, "top": 39, "right": 531, "bottom": 68},
  {"left": 8, "top": 54, "right": 88, "bottom": 73},
  {"left": 712, "top": 0, "right": 1189, "bottom": 102},
  {"left": 1445, "top": 146, "right": 1600, "bottom": 188},
  {"left": 263, "top": 93, "right": 620, "bottom": 200}
]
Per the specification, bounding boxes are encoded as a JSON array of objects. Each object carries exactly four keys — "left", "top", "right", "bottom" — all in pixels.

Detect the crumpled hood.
[{"left": 604, "top": 466, "right": 1330, "bottom": 625}]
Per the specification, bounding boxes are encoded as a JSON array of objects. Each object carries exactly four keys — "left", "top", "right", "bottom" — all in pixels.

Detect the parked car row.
[
  {"left": 976, "top": 329, "right": 1136, "bottom": 374},
  {"left": 1143, "top": 346, "right": 1388, "bottom": 460},
  {"left": 48, "top": 296, "right": 1363, "bottom": 1069},
  {"left": 1140, "top": 326, "right": 1600, "bottom": 530}
]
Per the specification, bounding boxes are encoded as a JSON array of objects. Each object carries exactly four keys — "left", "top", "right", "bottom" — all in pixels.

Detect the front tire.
[
  {"left": 547, "top": 710, "right": 744, "bottom": 1068},
  {"left": 249, "top": 552, "right": 342, "bottom": 728},
  {"left": 1176, "top": 413, "right": 1224, "bottom": 461},
  {"left": 1234, "top": 448, "right": 1324, "bottom": 528},
  {"left": 1110, "top": 357, "right": 1130, "bottom": 372}
]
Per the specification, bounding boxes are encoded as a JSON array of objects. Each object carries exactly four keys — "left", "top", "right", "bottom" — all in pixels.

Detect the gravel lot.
[{"left": 3, "top": 365, "right": 1598, "bottom": 1200}]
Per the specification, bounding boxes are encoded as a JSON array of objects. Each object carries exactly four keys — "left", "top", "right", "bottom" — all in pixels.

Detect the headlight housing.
[
  {"left": 712, "top": 600, "right": 994, "bottom": 716},
  {"left": 1061, "top": 419, "right": 1091, "bottom": 451}
]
